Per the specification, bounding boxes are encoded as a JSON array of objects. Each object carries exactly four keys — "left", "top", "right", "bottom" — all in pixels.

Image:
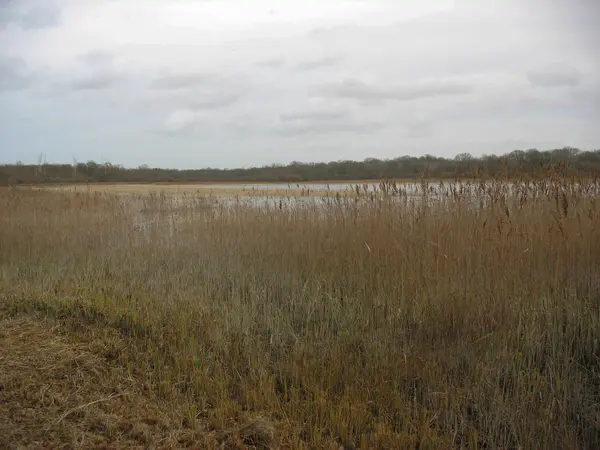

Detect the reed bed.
[{"left": 1, "top": 174, "right": 599, "bottom": 449}]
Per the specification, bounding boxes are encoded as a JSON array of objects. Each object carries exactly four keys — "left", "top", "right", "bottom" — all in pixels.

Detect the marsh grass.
[{"left": 1, "top": 173, "right": 599, "bottom": 448}]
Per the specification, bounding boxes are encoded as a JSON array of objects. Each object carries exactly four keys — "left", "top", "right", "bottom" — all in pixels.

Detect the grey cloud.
[
  {"left": 48, "top": 50, "right": 124, "bottom": 92},
  {"left": 256, "top": 57, "right": 286, "bottom": 69},
  {"left": 0, "top": 2, "right": 61, "bottom": 30},
  {"left": 308, "top": 26, "right": 327, "bottom": 37},
  {"left": 319, "top": 78, "right": 473, "bottom": 102},
  {"left": 295, "top": 56, "right": 338, "bottom": 71},
  {"left": 158, "top": 109, "right": 199, "bottom": 136},
  {"left": 527, "top": 63, "right": 582, "bottom": 87},
  {"left": 406, "top": 120, "right": 435, "bottom": 139},
  {"left": 144, "top": 80, "right": 243, "bottom": 111},
  {"left": 0, "top": 56, "right": 31, "bottom": 91},
  {"left": 19, "top": 5, "right": 60, "bottom": 29},
  {"left": 156, "top": 92, "right": 243, "bottom": 137},
  {"left": 160, "top": 123, "right": 197, "bottom": 137},
  {"left": 150, "top": 72, "right": 216, "bottom": 90},
  {"left": 146, "top": 69, "right": 245, "bottom": 111},
  {"left": 280, "top": 111, "right": 347, "bottom": 122},
  {"left": 275, "top": 110, "right": 384, "bottom": 136},
  {"left": 304, "top": 9, "right": 586, "bottom": 82},
  {"left": 188, "top": 93, "right": 241, "bottom": 110},
  {"left": 275, "top": 120, "right": 384, "bottom": 136},
  {"left": 76, "top": 50, "right": 116, "bottom": 68},
  {"left": 69, "top": 72, "right": 124, "bottom": 91},
  {"left": 257, "top": 56, "right": 338, "bottom": 71},
  {"left": 3, "top": 0, "right": 598, "bottom": 168},
  {"left": 570, "top": 84, "right": 600, "bottom": 114},
  {"left": 308, "top": 24, "right": 355, "bottom": 39}
]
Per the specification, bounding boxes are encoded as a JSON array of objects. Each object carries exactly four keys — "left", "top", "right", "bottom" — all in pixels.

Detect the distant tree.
[
  {"left": 455, "top": 153, "right": 473, "bottom": 161},
  {"left": 508, "top": 150, "right": 526, "bottom": 161},
  {"left": 1, "top": 147, "right": 598, "bottom": 186},
  {"left": 564, "top": 146, "right": 580, "bottom": 157}
]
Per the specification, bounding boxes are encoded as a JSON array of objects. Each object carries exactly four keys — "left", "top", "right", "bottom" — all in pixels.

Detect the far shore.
[{"left": 12, "top": 178, "right": 488, "bottom": 190}]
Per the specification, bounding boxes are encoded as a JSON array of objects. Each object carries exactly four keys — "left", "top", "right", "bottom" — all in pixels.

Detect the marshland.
[{"left": 1, "top": 169, "right": 599, "bottom": 449}]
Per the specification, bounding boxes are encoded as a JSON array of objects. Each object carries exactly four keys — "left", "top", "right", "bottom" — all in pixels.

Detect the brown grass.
[
  {"left": 0, "top": 313, "right": 270, "bottom": 449},
  {"left": 1, "top": 175, "right": 599, "bottom": 449}
]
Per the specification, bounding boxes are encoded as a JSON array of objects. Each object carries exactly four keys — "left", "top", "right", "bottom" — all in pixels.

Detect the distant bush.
[{"left": 1, "top": 147, "right": 599, "bottom": 185}]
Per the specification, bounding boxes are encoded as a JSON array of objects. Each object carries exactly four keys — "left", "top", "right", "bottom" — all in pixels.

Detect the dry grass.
[
  {"left": 1, "top": 175, "right": 599, "bottom": 449},
  {"left": 0, "top": 313, "right": 271, "bottom": 449}
]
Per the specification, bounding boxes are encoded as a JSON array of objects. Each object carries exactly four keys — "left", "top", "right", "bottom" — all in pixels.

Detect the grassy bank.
[{"left": 1, "top": 177, "right": 599, "bottom": 449}]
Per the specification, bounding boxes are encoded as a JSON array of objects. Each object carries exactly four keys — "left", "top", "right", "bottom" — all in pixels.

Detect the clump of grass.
[{"left": 1, "top": 171, "right": 599, "bottom": 448}]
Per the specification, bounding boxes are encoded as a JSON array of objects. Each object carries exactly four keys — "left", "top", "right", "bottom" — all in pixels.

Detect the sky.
[{"left": 0, "top": 0, "right": 599, "bottom": 169}]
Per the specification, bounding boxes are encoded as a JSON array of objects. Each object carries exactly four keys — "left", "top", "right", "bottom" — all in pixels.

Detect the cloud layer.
[
  {"left": 0, "top": 0, "right": 598, "bottom": 168},
  {"left": 0, "top": 1, "right": 61, "bottom": 30}
]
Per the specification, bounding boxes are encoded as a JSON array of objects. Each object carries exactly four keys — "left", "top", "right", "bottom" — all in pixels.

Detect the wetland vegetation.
[{"left": 1, "top": 167, "right": 599, "bottom": 448}]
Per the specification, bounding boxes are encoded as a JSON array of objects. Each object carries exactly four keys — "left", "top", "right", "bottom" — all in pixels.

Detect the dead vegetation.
[
  {"left": 0, "top": 314, "right": 199, "bottom": 449},
  {"left": 0, "top": 312, "right": 278, "bottom": 449},
  {"left": 1, "top": 170, "right": 599, "bottom": 449}
]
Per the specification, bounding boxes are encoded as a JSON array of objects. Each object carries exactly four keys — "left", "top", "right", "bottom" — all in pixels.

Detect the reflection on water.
[
  {"left": 197, "top": 183, "right": 365, "bottom": 191},
  {"left": 125, "top": 179, "right": 600, "bottom": 235}
]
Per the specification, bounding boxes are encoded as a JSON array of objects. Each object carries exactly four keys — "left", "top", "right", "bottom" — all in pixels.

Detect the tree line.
[{"left": 1, "top": 147, "right": 599, "bottom": 186}]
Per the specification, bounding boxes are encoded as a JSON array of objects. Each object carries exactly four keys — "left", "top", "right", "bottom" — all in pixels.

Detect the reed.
[{"left": 1, "top": 172, "right": 599, "bottom": 448}]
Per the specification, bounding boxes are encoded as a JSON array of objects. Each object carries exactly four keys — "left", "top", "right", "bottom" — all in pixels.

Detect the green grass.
[{"left": 1, "top": 176, "right": 599, "bottom": 449}]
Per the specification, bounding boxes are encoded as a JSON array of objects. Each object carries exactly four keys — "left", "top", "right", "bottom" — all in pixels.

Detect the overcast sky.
[{"left": 1, "top": 0, "right": 598, "bottom": 168}]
